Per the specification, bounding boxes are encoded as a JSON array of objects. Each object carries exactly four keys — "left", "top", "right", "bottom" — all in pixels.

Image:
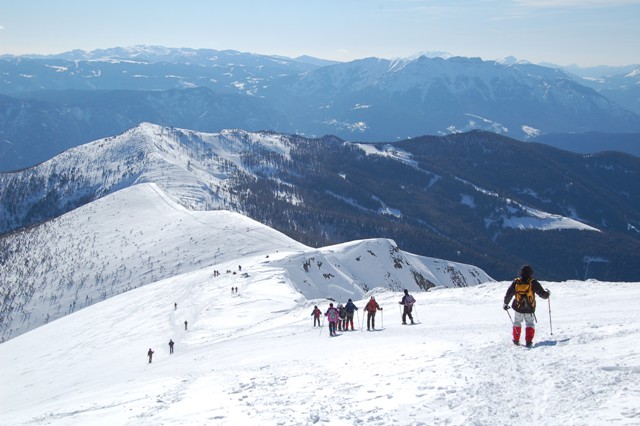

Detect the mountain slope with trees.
[{"left": 1, "top": 123, "right": 638, "bottom": 282}]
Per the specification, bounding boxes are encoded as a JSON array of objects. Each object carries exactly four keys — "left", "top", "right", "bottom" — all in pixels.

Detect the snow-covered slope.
[
  {"left": 282, "top": 238, "right": 489, "bottom": 299},
  {"left": 0, "top": 182, "right": 491, "bottom": 342},
  {"left": 1, "top": 259, "right": 638, "bottom": 424}
]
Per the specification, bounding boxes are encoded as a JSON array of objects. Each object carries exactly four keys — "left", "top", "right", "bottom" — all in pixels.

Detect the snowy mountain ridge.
[
  {"left": 1, "top": 123, "right": 596, "bottom": 237},
  {"left": 0, "top": 181, "right": 491, "bottom": 342},
  {"left": 0, "top": 122, "right": 297, "bottom": 233},
  {"left": 3, "top": 122, "right": 639, "bottom": 283},
  {"left": 292, "top": 55, "right": 571, "bottom": 100}
]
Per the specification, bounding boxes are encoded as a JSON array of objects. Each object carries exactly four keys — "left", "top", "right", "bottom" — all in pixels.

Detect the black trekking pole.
[{"left": 548, "top": 297, "right": 553, "bottom": 335}]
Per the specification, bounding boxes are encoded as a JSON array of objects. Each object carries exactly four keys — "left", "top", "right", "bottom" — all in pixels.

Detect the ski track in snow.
[{"left": 1, "top": 258, "right": 640, "bottom": 425}]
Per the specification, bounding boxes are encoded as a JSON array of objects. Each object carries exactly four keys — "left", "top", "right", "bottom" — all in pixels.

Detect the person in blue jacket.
[{"left": 344, "top": 299, "right": 358, "bottom": 331}]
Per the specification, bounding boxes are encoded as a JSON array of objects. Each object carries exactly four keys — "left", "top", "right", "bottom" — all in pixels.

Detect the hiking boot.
[
  {"left": 402, "top": 322, "right": 406, "bottom": 325},
  {"left": 411, "top": 320, "right": 415, "bottom": 324},
  {"left": 513, "top": 339, "right": 520, "bottom": 346},
  {"left": 526, "top": 341, "right": 533, "bottom": 348}
]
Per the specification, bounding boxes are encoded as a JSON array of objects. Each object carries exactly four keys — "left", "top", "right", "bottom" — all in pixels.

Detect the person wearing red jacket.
[
  {"left": 503, "top": 265, "right": 550, "bottom": 348},
  {"left": 311, "top": 305, "right": 322, "bottom": 327},
  {"left": 364, "top": 296, "right": 383, "bottom": 331}
]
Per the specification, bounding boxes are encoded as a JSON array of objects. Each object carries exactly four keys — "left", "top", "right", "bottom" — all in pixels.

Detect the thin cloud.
[
  {"left": 378, "top": 0, "right": 493, "bottom": 11},
  {"left": 515, "top": 0, "right": 640, "bottom": 8}
]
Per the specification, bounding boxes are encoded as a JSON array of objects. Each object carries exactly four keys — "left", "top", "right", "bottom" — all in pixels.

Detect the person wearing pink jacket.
[{"left": 325, "top": 303, "right": 339, "bottom": 336}]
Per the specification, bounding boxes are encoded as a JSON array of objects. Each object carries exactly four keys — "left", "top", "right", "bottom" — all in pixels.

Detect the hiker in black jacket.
[
  {"left": 344, "top": 299, "right": 358, "bottom": 331},
  {"left": 503, "top": 265, "right": 550, "bottom": 347}
]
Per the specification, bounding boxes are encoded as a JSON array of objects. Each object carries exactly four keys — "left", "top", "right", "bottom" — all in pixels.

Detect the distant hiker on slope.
[
  {"left": 169, "top": 339, "right": 174, "bottom": 354},
  {"left": 147, "top": 348, "right": 154, "bottom": 363},
  {"left": 399, "top": 289, "right": 416, "bottom": 325},
  {"left": 325, "top": 303, "right": 340, "bottom": 336},
  {"left": 311, "top": 305, "right": 322, "bottom": 327},
  {"left": 503, "top": 265, "right": 550, "bottom": 348},
  {"left": 184, "top": 320, "right": 188, "bottom": 331},
  {"left": 344, "top": 299, "right": 359, "bottom": 331},
  {"left": 365, "top": 297, "right": 383, "bottom": 331}
]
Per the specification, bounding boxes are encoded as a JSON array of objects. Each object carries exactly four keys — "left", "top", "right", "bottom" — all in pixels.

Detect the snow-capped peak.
[
  {"left": 625, "top": 66, "right": 640, "bottom": 78},
  {"left": 495, "top": 55, "right": 532, "bottom": 66},
  {"left": 395, "top": 51, "right": 453, "bottom": 62}
]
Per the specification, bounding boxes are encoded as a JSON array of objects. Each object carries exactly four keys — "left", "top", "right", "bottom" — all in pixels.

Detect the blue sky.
[{"left": 1, "top": 0, "right": 638, "bottom": 66}]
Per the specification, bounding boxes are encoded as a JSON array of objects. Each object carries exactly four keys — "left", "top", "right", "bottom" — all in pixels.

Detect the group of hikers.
[
  {"left": 147, "top": 304, "right": 188, "bottom": 363},
  {"left": 311, "top": 288, "right": 420, "bottom": 336},
  {"left": 147, "top": 265, "right": 245, "bottom": 363},
  {"left": 312, "top": 265, "right": 551, "bottom": 348},
  {"left": 149, "top": 339, "right": 174, "bottom": 362},
  {"left": 149, "top": 264, "right": 550, "bottom": 361},
  {"left": 311, "top": 298, "right": 367, "bottom": 336}
]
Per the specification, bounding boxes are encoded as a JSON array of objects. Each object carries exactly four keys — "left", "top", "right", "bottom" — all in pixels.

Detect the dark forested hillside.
[{"left": 230, "top": 131, "right": 640, "bottom": 280}]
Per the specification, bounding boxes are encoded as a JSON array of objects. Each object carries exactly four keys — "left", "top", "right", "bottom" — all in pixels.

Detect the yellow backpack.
[{"left": 514, "top": 278, "right": 535, "bottom": 310}]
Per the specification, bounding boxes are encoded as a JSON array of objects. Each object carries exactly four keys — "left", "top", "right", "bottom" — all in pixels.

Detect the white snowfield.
[{"left": 1, "top": 263, "right": 639, "bottom": 425}]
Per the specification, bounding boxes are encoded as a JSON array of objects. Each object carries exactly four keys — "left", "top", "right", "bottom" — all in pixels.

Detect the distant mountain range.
[
  {"left": 576, "top": 67, "right": 640, "bottom": 119},
  {"left": 531, "top": 132, "right": 640, "bottom": 157},
  {"left": 2, "top": 123, "right": 638, "bottom": 284},
  {"left": 1, "top": 46, "right": 639, "bottom": 171}
]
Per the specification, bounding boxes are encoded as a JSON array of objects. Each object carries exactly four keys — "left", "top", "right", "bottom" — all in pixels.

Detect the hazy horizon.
[{"left": 1, "top": 0, "right": 639, "bottom": 67}]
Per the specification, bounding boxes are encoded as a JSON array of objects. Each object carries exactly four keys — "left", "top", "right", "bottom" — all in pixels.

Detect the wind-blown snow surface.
[{"left": 1, "top": 271, "right": 639, "bottom": 425}]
